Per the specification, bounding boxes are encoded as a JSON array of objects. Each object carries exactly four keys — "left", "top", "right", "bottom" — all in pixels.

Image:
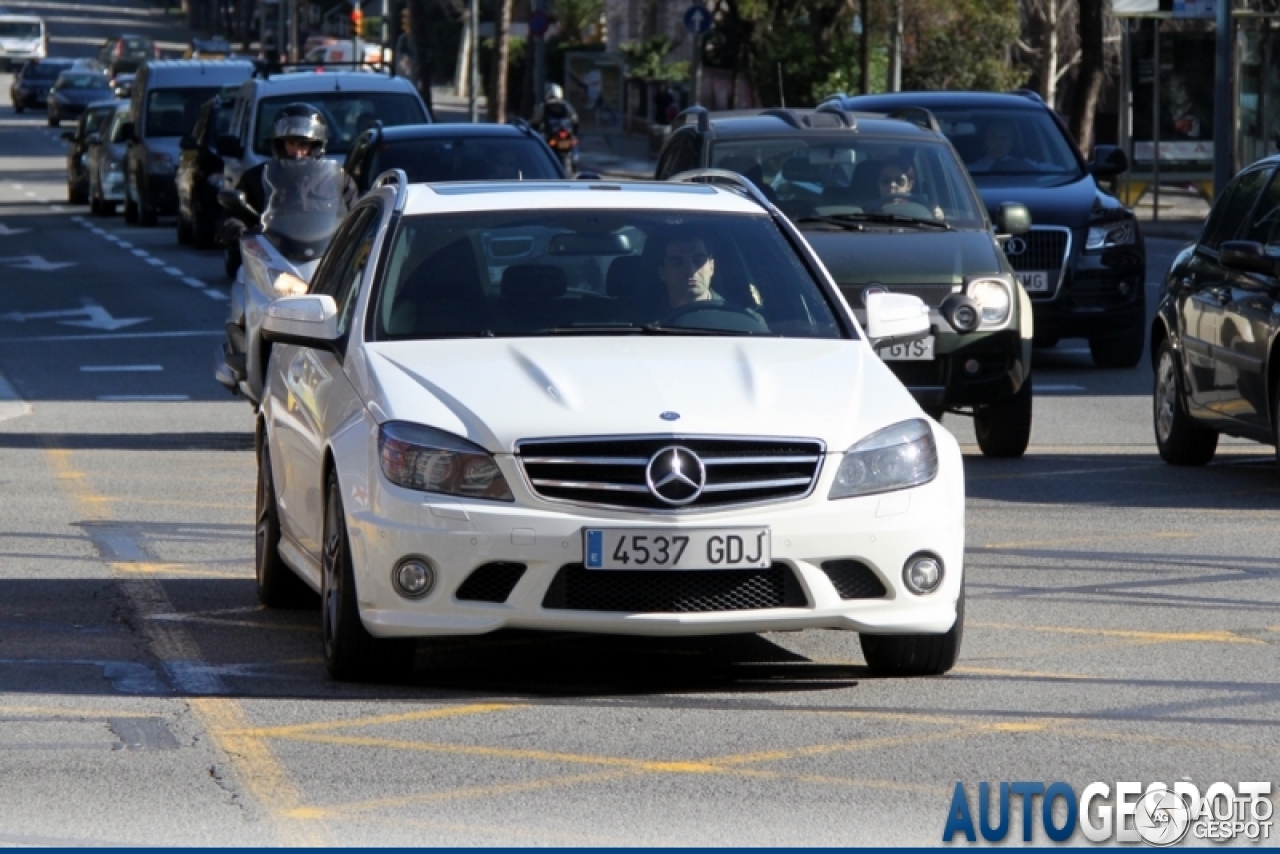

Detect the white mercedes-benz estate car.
[{"left": 255, "top": 170, "right": 966, "bottom": 682}]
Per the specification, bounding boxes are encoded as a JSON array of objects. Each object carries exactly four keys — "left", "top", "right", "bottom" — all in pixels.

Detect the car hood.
[
  {"left": 360, "top": 337, "right": 921, "bottom": 453},
  {"left": 802, "top": 229, "right": 1004, "bottom": 285},
  {"left": 57, "top": 89, "right": 107, "bottom": 102},
  {"left": 972, "top": 176, "right": 1103, "bottom": 229},
  {"left": 143, "top": 137, "right": 182, "bottom": 158}
]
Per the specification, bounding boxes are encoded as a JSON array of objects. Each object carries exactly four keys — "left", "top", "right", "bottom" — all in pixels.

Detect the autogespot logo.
[{"left": 942, "top": 781, "right": 1273, "bottom": 845}]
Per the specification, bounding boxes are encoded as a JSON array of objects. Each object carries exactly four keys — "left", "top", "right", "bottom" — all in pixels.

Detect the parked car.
[
  {"left": 46, "top": 67, "right": 109, "bottom": 126},
  {"left": 96, "top": 33, "right": 159, "bottom": 77},
  {"left": 251, "top": 173, "right": 965, "bottom": 681},
  {"left": 825, "top": 91, "right": 1145, "bottom": 368},
  {"left": 176, "top": 90, "right": 236, "bottom": 247},
  {"left": 655, "top": 106, "right": 1035, "bottom": 457},
  {"left": 1151, "top": 155, "right": 1280, "bottom": 467},
  {"left": 342, "top": 121, "right": 565, "bottom": 194},
  {"left": 0, "top": 14, "right": 46, "bottom": 70},
  {"left": 184, "top": 37, "right": 232, "bottom": 59},
  {"left": 216, "top": 69, "right": 432, "bottom": 193},
  {"left": 122, "top": 59, "right": 255, "bottom": 226},
  {"left": 9, "top": 56, "right": 76, "bottom": 113},
  {"left": 87, "top": 101, "right": 130, "bottom": 215},
  {"left": 109, "top": 71, "right": 134, "bottom": 99},
  {"left": 60, "top": 97, "right": 118, "bottom": 202}
]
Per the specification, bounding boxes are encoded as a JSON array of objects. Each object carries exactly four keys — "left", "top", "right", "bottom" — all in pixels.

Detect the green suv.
[{"left": 655, "top": 106, "right": 1035, "bottom": 458}]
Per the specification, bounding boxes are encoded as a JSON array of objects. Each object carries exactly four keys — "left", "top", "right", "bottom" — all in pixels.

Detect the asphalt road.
[{"left": 0, "top": 5, "right": 1277, "bottom": 845}]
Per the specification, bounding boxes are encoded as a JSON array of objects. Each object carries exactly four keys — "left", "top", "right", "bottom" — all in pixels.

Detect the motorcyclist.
[
  {"left": 217, "top": 102, "right": 357, "bottom": 258},
  {"left": 530, "top": 82, "right": 578, "bottom": 135}
]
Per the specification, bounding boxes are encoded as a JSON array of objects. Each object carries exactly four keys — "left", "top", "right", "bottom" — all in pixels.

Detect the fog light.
[
  {"left": 903, "top": 553, "right": 944, "bottom": 595},
  {"left": 1118, "top": 280, "right": 1132, "bottom": 296},
  {"left": 964, "top": 358, "right": 980, "bottom": 374},
  {"left": 392, "top": 556, "right": 436, "bottom": 599}
]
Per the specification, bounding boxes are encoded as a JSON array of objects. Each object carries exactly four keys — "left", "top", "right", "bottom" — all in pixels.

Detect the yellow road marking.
[
  {"left": 222, "top": 703, "right": 518, "bottom": 738},
  {"left": 110, "top": 561, "right": 251, "bottom": 579},
  {"left": 970, "top": 622, "right": 1264, "bottom": 645},
  {"left": 954, "top": 665, "right": 1092, "bottom": 680}
]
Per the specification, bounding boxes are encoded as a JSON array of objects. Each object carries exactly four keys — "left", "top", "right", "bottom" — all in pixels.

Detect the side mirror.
[
  {"left": 1219, "top": 240, "right": 1280, "bottom": 277},
  {"left": 178, "top": 134, "right": 197, "bottom": 151},
  {"left": 215, "top": 134, "right": 242, "bottom": 159},
  {"left": 60, "top": 130, "right": 74, "bottom": 142},
  {"left": 865, "top": 291, "right": 931, "bottom": 352},
  {"left": 217, "top": 187, "right": 258, "bottom": 220},
  {"left": 85, "top": 132, "right": 101, "bottom": 146},
  {"left": 262, "top": 294, "right": 341, "bottom": 347},
  {"left": 1089, "top": 145, "right": 1129, "bottom": 179},
  {"left": 117, "top": 121, "right": 135, "bottom": 143},
  {"left": 994, "top": 202, "right": 1032, "bottom": 235}
]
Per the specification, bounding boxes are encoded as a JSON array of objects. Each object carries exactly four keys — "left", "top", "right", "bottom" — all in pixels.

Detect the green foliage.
[
  {"left": 620, "top": 35, "right": 689, "bottom": 83},
  {"left": 902, "top": 0, "right": 1028, "bottom": 91},
  {"left": 551, "top": 0, "right": 605, "bottom": 45}
]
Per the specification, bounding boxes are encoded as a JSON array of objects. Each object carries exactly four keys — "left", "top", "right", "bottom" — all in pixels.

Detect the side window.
[
  {"left": 345, "top": 137, "right": 368, "bottom": 191},
  {"left": 1244, "top": 171, "right": 1280, "bottom": 248},
  {"left": 656, "top": 130, "right": 698, "bottom": 179},
  {"left": 1203, "top": 167, "right": 1271, "bottom": 251},
  {"left": 311, "top": 207, "right": 381, "bottom": 338}
]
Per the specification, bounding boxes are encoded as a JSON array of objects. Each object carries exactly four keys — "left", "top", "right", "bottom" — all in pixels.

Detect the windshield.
[
  {"left": 254, "top": 93, "right": 428, "bottom": 156},
  {"left": 145, "top": 87, "right": 222, "bottom": 137},
  {"left": 927, "top": 106, "right": 1084, "bottom": 185},
  {"left": 0, "top": 21, "right": 41, "bottom": 38},
  {"left": 372, "top": 210, "right": 845, "bottom": 341},
  {"left": 24, "top": 62, "right": 69, "bottom": 80},
  {"left": 57, "top": 73, "right": 107, "bottom": 90},
  {"left": 262, "top": 159, "right": 348, "bottom": 262},
  {"left": 372, "top": 137, "right": 561, "bottom": 182},
  {"left": 710, "top": 138, "right": 985, "bottom": 228},
  {"left": 107, "top": 106, "right": 131, "bottom": 143}
]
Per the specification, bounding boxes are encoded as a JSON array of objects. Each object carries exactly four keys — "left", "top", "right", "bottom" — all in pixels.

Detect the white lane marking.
[
  {"left": 144, "top": 257, "right": 164, "bottom": 266},
  {"left": 1037, "top": 385, "right": 1088, "bottom": 392},
  {"left": 182, "top": 277, "right": 206, "bottom": 288},
  {"left": 12, "top": 184, "right": 22, "bottom": 190},
  {"left": 162, "top": 267, "right": 183, "bottom": 276},
  {"left": 116, "top": 240, "right": 132, "bottom": 248},
  {"left": 202, "top": 290, "right": 228, "bottom": 301},
  {"left": 0, "top": 330, "right": 221, "bottom": 343},
  {"left": 50, "top": 205, "right": 63, "bottom": 212},
  {"left": 97, "top": 395, "right": 190, "bottom": 401},
  {"left": 0, "top": 369, "right": 31, "bottom": 423},
  {"left": 22, "top": 192, "right": 34, "bottom": 197},
  {"left": 80, "top": 365, "right": 163, "bottom": 372},
  {"left": 130, "top": 249, "right": 148, "bottom": 257}
]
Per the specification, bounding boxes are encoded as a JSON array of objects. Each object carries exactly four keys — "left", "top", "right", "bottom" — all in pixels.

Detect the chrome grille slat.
[{"left": 517, "top": 435, "right": 825, "bottom": 512}]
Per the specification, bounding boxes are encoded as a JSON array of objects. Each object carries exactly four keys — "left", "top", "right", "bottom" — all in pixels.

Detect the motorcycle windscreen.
[{"left": 262, "top": 159, "right": 348, "bottom": 262}]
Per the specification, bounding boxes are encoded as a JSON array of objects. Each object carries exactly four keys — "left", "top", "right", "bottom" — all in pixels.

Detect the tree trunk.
[
  {"left": 407, "top": 0, "right": 435, "bottom": 116},
  {"left": 1041, "top": 0, "right": 1059, "bottom": 107},
  {"left": 859, "top": 0, "right": 870, "bottom": 94},
  {"left": 1069, "top": 0, "right": 1104, "bottom": 151},
  {"left": 492, "top": 0, "right": 513, "bottom": 122}
]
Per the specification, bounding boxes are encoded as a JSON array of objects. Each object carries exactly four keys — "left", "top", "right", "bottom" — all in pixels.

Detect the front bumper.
[
  {"left": 101, "top": 171, "right": 125, "bottom": 201},
  {"left": 884, "top": 327, "right": 1028, "bottom": 409},
  {"left": 138, "top": 173, "right": 178, "bottom": 213},
  {"left": 341, "top": 438, "right": 966, "bottom": 641},
  {"left": 13, "top": 88, "right": 46, "bottom": 107},
  {"left": 1030, "top": 241, "right": 1146, "bottom": 341}
]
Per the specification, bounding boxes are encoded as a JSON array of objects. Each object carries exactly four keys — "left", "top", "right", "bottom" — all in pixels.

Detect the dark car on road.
[
  {"left": 824, "top": 91, "right": 1144, "bottom": 368},
  {"left": 97, "top": 33, "right": 159, "bottom": 77},
  {"left": 655, "top": 106, "right": 1036, "bottom": 457},
  {"left": 9, "top": 56, "right": 75, "bottom": 112},
  {"left": 46, "top": 68, "right": 109, "bottom": 126},
  {"left": 61, "top": 97, "right": 118, "bottom": 202},
  {"left": 342, "top": 120, "right": 566, "bottom": 194},
  {"left": 1151, "top": 154, "right": 1280, "bottom": 467},
  {"left": 176, "top": 90, "right": 235, "bottom": 247}
]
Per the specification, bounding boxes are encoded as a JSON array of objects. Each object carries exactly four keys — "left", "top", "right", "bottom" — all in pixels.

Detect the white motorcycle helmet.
[{"left": 545, "top": 82, "right": 564, "bottom": 101}]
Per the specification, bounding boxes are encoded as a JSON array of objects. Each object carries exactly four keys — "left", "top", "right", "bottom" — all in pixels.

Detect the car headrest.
[
  {"left": 605, "top": 255, "right": 652, "bottom": 299},
  {"left": 501, "top": 264, "right": 567, "bottom": 300}
]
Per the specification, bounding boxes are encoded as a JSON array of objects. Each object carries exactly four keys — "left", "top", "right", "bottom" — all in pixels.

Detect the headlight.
[
  {"left": 378, "top": 421, "right": 514, "bottom": 501},
  {"left": 1086, "top": 220, "right": 1135, "bottom": 250},
  {"left": 965, "top": 277, "right": 1012, "bottom": 326},
  {"left": 829, "top": 419, "right": 938, "bottom": 499}
]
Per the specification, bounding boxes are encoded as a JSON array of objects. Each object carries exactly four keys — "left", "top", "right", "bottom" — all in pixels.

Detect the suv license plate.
[
  {"left": 880, "top": 336, "right": 934, "bottom": 361},
  {"left": 1017, "top": 271, "right": 1050, "bottom": 293},
  {"left": 584, "top": 528, "right": 771, "bottom": 570}
]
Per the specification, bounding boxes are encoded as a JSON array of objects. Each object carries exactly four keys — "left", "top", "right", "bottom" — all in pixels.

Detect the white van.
[{"left": 0, "top": 15, "right": 47, "bottom": 69}]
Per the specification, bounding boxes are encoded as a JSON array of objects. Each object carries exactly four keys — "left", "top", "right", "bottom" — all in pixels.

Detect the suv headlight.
[
  {"left": 965, "top": 277, "right": 1012, "bottom": 326},
  {"left": 1086, "top": 220, "right": 1135, "bottom": 250},
  {"left": 378, "top": 421, "right": 513, "bottom": 501},
  {"left": 829, "top": 419, "right": 938, "bottom": 499}
]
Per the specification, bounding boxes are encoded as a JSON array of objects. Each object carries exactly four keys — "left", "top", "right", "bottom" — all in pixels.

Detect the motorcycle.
[
  {"left": 543, "top": 114, "right": 578, "bottom": 175},
  {"left": 213, "top": 158, "right": 348, "bottom": 405}
]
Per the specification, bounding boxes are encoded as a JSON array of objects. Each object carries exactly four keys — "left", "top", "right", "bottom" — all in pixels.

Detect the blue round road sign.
[
  {"left": 529, "top": 9, "right": 549, "bottom": 37},
  {"left": 683, "top": 4, "right": 712, "bottom": 35}
]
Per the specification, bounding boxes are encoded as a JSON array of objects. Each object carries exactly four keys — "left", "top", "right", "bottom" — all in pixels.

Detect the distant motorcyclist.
[
  {"left": 218, "top": 102, "right": 357, "bottom": 254},
  {"left": 531, "top": 82, "right": 578, "bottom": 135}
]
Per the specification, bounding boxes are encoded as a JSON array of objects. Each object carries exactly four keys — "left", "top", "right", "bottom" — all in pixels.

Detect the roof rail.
[
  {"left": 813, "top": 103, "right": 857, "bottom": 129},
  {"left": 886, "top": 106, "right": 941, "bottom": 133},
  {"left": 509, "top": 115, "right": 535, "bottom": 137},
  {"left": 759, "top": 108, "right": 803, "bottom": 129},
  {"left": 668, "top": 167, "right": 776, "bottom": 213},
  {"left": 674, "top": 105, "right": 709, "bottom": 133},
  {"left": 252, "top": 59, "right": 391, "bottom": 79},
  {"left": 1012, "top": 88, "right": 1044, "bottom": 103},
  {"left": 373, "top": 168, "right": 409, "bottom": 211}
]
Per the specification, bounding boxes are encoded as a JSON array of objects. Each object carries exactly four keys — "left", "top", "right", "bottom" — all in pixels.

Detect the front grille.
[
  {"left": 455, "top": 562, "right": 527, "bottom": 603},
  {"left": 1003, "top": 227, "right": 1070, "bottom": 298},
  {"left": 820, "top": 560, "right": 888, "bottom": 599},
  {"left": 542, "top": 562, "right": 808, "bottom": 612},
  {"left": 517, "top": 436, "right": 824, "bottom": 512}
]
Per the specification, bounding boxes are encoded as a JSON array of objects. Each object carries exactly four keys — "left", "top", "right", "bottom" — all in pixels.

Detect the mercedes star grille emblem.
[
  {"left": 645, "top": 445, "right": 707, "bottom": 506},
  {"left": 1004, "top": 236, "right": 1028, "bottom": 256}
]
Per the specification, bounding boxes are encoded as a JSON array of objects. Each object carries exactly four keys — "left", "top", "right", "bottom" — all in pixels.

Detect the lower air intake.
[
  {"left": 455, "top": 562, "right": 528, "bottom": 603},
  {"left": 820, "top": 560, "right": 888, "bottom": 599},
  {"left": 542, "top": 563, "right": 808, "bottom": 612}
]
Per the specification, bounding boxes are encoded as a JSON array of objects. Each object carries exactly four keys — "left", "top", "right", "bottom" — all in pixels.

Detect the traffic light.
[
  {"left": 400, "top": 7, "right": 410, "bottom": 34},
  {"left": 350, "top": 5, "right": 363, "bottom": 32}
]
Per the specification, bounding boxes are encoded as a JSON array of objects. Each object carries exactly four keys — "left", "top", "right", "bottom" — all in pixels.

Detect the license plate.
[
  {"left": 583, "top": 527, "right": 771, "bottom": 570},
  {"left": 1017, "top": 271, "right": 1050, "bottom": 293},
  {"left": 554, "top": 140, "right": 574, "bottom": 150},
  {"left": 880, "top": 336, "right": 934, "bottom": 361}
]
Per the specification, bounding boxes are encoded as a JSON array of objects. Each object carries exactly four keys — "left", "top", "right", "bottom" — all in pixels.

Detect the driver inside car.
[{"left": 660, "top": 236, "right": 721, "bottom": 307}]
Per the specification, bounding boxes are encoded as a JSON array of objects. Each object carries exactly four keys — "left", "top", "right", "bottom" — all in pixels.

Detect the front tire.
[
  {"left": 256, "top": 444, "right": 317, "bottom": 609},
  {"left": 1153, "top": 339, "right": 1217, "bottom": 465},
  {"left": 321, "top": 470, "right": 415, "bottom": 682},
  {"left": 861, "top": 586, "right": 964, "bottom": 676},
  {"left": 973, "top": 375, "right": 1033, "bottom": 458},
  {"left": 176, "top": 212, "right": 193, "bottom": 244}
]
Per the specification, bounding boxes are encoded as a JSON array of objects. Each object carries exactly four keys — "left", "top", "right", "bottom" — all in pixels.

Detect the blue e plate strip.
[{"left": 585, "top": 529, "right": 603, "bottom": 568}]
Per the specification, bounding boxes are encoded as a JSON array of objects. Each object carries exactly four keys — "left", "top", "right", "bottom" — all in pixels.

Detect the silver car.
[{"left": 87, "top": 101, "right": 130, "bottom": 215}]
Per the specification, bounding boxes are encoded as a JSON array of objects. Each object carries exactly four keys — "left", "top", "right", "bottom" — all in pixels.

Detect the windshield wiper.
[
  {"left": 820, "top": 212, "right": 953, "bottom": 230},
  {"left": 794, "top": 215, "right": 867, "bottom": 231},
  {"left": 537, "top": 323, "right": 756, "bottom": 337}
]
